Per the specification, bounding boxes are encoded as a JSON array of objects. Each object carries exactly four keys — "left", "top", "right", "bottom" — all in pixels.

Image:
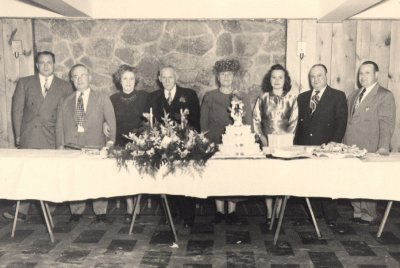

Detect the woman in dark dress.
[
  {"left": 200, "top": 58, "right": 252, "bottom": 224},
  {"left": 110, "top": 64, "right": 149, "bottom": 223}
]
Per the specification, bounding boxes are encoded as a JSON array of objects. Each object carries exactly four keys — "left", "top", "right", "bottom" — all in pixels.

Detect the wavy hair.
[
  {"left": 113, "top": 64, "right": 139, "bottom": 91},
  {"left": 261, "top": 64, "right": 292, "bottom": 94}
]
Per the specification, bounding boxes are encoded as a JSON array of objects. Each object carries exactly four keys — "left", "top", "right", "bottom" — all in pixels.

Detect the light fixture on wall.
[
  {"left": 297, "top": 42, "right": 306, "bottom": 60},
  {"left": 12, "top": 40, "right": 23, "bottom": 59}
]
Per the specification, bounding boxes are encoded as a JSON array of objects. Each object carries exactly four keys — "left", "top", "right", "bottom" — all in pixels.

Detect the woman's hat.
[{"left": 214, "top": 58, "right": 240, "bottom": 73}]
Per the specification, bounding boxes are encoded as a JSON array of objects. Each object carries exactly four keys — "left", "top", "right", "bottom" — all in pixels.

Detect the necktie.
[
  {"left": 75, "top": 92, "right": 85, "bottom": 127},
  {"left": 353, "top": 88, "right": 366, "bottom": 115},
  {"left": 43, "top": 78, "right": 50, "bottom": 97},
  {"left": 310, "top": 90, "right": 320, "bottom": 115},
  {"left": 167, "top": 91, "right": 172, "bottom": 105}
]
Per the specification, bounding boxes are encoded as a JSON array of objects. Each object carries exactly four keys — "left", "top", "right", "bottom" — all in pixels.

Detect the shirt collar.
[
  {"left": 164, "top": 85, "right": 177, "bottom": 98},
  {"left": 363, "top": 82, "right": 377, "bottom": 96},
  {"left": 312, "top": 86, "right": 327, "bottom": 97},
  {"left": 39, "top": 74, "right": 54, "bottom": 86}
]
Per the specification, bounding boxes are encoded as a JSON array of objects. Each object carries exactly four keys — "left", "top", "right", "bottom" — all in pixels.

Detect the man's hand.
[
  {"left": 103, "top": 122, "right": 111, "bottom": 138},
  {"left": 376, "top": 147, "right": 389, "bottom": 155}
]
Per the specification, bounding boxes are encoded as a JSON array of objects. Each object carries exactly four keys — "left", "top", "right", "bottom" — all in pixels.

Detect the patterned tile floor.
[{"left": 0, "top": 198, "right": 399, "bottom": 267}]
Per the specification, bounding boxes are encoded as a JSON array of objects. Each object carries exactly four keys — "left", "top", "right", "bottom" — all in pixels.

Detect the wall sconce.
[
  {"left": 12, "top": 40, "right": 23, "bottom": 59},
  {"left": 297, "top": 42, "right": 306, "bottom": 60}
]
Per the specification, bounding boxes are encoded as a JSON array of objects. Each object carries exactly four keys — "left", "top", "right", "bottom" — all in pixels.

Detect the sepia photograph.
[{"left": 0, "top": 0, "right": 399, "bottom": 267}]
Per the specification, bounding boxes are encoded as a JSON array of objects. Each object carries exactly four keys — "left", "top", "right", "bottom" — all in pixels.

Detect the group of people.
[{"left": 4, "top": 50, "right": 396, "bottom": 229}]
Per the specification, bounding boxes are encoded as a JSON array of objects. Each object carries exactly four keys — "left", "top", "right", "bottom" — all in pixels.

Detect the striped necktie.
[
  {"left": 167, "top": 91, "right": 172, "bottom": 105},
  {"left": 310, "top": 90, "right": 320, "bottom": 115},
  {"left": 353, "top": 88, "right": 366, "bottom": 115},
  {"left": 43, "top": 78, "right": 50, "bottom": 97},
  {"left": 75, "top": 92, "right": 85, "bottom": 127}
]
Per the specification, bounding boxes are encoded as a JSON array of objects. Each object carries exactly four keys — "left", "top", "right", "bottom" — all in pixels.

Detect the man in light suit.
[
  {"left": 294, "top": 64, "right": 348, "bottom": 226},
  {"left": 3, "top": 51, "right": 73, "bottom": 221},
  {"left": 56, "top": 64, "right": 116, "bottom": 223},
  {"left": 147, "top": 65, "right": 200, "bottom": 228},
  {"left": 344, "top": 60, "right": 396, "bottom": 225}
]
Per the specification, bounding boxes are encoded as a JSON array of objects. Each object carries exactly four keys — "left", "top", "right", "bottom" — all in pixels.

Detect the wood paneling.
[
  {"left": 287, "top": 19, "right": 400, "bottom": 151},
  {"left": 0, "top": 19, "right": 34, "bottom": 148},
  {"left": 286, "top": 20, "right": 302, "bottom": 94}
]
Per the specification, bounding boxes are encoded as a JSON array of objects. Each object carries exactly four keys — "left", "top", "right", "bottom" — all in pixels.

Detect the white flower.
[{"left": 161, "top": 136, "right": 172, "bottom": 148}]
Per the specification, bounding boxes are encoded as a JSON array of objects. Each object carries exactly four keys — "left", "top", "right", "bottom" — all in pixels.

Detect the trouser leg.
[
  {"left": 351, "top": 200, "right": 362, "bottom": 218},
  {"left": 321, "top": 198, "right": 337, "bottom": 221}
]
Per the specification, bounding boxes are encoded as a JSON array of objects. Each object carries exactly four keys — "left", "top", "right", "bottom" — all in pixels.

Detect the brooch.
[{"left": 179, "top": 96, "right": 186, "bottom": 103}]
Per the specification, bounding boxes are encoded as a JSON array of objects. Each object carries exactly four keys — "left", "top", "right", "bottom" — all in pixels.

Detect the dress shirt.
[
  {"left": 356, "top": 82, "right": 377, "bottom": 106},
  {"left": 310, "top": 86, "right": 327, "bottom": 101},
  {"left": 164, "top": 86, "right": 177, "bottom": 102},
  {"left": 39, "top": 74, "right": 54, "bottom": 95}
]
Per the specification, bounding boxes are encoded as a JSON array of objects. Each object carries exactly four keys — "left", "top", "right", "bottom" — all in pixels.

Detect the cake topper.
[{"left": 230, "top": 92, "right": 245, "bottom": 126}]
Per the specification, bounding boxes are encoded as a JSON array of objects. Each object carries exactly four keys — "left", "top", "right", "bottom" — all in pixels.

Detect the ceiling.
[{"left": 1, "top": 0, "right": 400, "bottom": 21}]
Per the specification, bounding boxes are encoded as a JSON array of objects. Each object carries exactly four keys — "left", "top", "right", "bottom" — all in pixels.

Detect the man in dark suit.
[
  {"left": 294, "top": 64, "right": 348, "bottom": 226},
  {"left": 3, "top": 51, "right": 73, "bottom": 221},
  {"left": 56, "top": 64, "right": 116, "bottom": 223},
  {"left": 148, "top": 65, "right": 200, "bottom": 227},
  {"left": 344, "top": 61, "right": 396, "bottom": 225}
]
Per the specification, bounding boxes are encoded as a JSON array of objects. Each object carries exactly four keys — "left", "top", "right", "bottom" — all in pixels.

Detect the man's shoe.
[
  {"left": 356, "top": 219, "right": 372, "bottom": 226},
  {"left": 95, "top": 214, "right": 110, "bottom": 224},
  {"left": 350, "top": 217, "right": 362, "bottom": 224},
  {"left": 69, "top": 214, "right": 81, "bottom": 222},
  {"left": 326, "top": 220, "right": 336, "bottom": 227},
  {"left": 3, "top": 211, "right": 27, "bottom": 222},
  {"left": 211, "top": 212, "right": 225, "bottom": 224}
]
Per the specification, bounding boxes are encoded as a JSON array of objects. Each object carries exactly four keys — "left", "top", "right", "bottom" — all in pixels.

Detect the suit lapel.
[
  {"left": 356, "top": 84, "right": 379, "bottom": 113},
  {"left": 67, "top": 93, "right": 77, "bottom": 122},
  {"left": 348, "top": 88, "right": 361, "bottom": 116},
  {"left": 169, "top": 86, "right": 182, "bottom": 109},
  {"left": 312, "top": 87, "right": 331, "bottom": 118},
  {"left": 85, "top": 90, "right": 96, "bottom": 121}
]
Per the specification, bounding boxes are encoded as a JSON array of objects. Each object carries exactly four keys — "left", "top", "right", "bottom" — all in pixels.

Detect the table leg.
[
  {"left": 161, "top": 194, "right": 178, "bottom": 243},
  {"left": 40, "top": 200, "right": 54, "bottom": 243},
  {"left": 269, "top": 197, "right": 279, "bottom": 230},
  {"left": 273, "top": 195, "right": 289, "bottom": 245},
  {"left": 129, "top": 194, "right": 142, "bottom": 235},
  {"left": 305, "top": 197, "right": 321, "bottom": 238},
  {"left": 44, "top": 202, "right": 54, "bottom": 228},
  {"left": 377, "top": 201, "right": 393, "bottom": 238},
  {"left": 11, "top": 200, "right": 20, "bottom": 238}
]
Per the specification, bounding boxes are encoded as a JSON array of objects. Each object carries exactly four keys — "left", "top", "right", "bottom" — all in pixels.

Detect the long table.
[
  {"left": 0, "top": 149, "right": 398, "bottom": 243},
  {"left": 0, "top": 149, "right": 398, "bottom": 202}
]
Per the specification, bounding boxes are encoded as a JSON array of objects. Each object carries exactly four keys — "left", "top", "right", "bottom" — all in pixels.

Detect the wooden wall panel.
[
  {"left": 388, "top": 21, "right": 400, "bottom": 151},
  {"left": 316, "top": 23, "right": 333, "bottom": 84},
  {"left": 286, "top": 20, "right": 302, "bottom": 94},
  {"left": 370, "top": 21, "right": 392, "bottom": 88},
  {"left": 0, "top": 19, "right": 34, "bottom": 148},
  {"left": 0, "top": 21, "right": 7, "bottom": 148},
  {"left": 299, "top": 20, "right": 317, "bottom": 92}
]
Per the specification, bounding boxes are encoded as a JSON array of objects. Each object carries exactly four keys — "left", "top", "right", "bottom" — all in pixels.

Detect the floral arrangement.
[{"left": 110, "top": 109, "right": 216, "bottom": 177}]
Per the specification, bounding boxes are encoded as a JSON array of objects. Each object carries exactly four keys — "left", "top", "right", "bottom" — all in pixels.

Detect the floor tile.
[
  {"left": 186, "top": 240, "right": 213, "bottom": 256},
  {"left": 22, "top": 239, "right": 60, "bottom": 254},
  {"left": 357, "top": 265, "right": 387, "bottom": 268},
  {"left": 373, "top": 231, "right": 400, "bottom": 245},
  {"left": 308, "top": 251, "right": 344, "bottom": 268},
  {"left": 5, "top": 262, "right": 37, "bottom": 268},
  {"left": 140, "top": 250, "right": 172, "bottom": 267},
  {"left": 53, "top": 220, "right": 78, "bottom": 233},
  {"left": 259, "top": 222, "right": 285, "bottom": 234},
  {"left": 270, "top": 265, "right": 300, "bottom": 268},
  {"left": 73, "top": 229, "right": 106, "bottom": 243},
  {"left": 0, "top": 230, "right": 34, "bottom": 243},
  {"left": 149, "top": 230, "right": 175, "bottom": 244},
  {"left": 56, "top": 249, "right": 91, "bottom": 264},
  {"left": 118, "top": 225, "right": 144, "bottom": 234},
  {"left": 226, "top": 251, "right": 256, "bottom": 268},
  {"left": 265, "top": 240, "right": 294, "bottom": 256},
  {"left": 183, "top": 264, "right": 212, "bottom": 268},
  {"left": 298, "top": 231, "right": 328, "bottom": 245},
  {"left": 330, "top": 223, "right": 357, "bottom": 235},
  {"left": 106, "top": 239, "right": 137, "bottom": 253},
  {"left": 226, "top": 231, "right": 251, "bottom": 244},
  {"left": 389, "top": 251, "right": 400, "bottom": 263},
  {"left": 94, "top": 263, "right": 124, "bottom": 268},
  {"left": 340, "top": 240, "right": 376, "bottom": 256},
  {"left": 190, "top": 223, "right": 214, "bottom": 234}
]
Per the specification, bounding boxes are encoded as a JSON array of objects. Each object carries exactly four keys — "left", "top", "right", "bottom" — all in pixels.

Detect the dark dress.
[{"left": 110, "top": 90, "right": 149, "bottom": 147}]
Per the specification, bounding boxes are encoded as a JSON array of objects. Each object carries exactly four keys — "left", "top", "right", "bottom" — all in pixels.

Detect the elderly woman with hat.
[{"left": 200, "top": 58, "right": 252, "bottom": 224}]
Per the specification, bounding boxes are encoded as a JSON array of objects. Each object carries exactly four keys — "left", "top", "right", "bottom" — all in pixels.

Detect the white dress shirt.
[
  {"left": 39, "top": 74, "right": 54, "bottom": 96},
  {"left": 164, "top": 86, "right": 177, "bottom": 102}
]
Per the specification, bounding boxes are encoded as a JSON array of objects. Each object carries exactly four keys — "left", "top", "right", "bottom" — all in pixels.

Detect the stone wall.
[{"left": 33, "top": 19, "right": 286, "bottom": 103}]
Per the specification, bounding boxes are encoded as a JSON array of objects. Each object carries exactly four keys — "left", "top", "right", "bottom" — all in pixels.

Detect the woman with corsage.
[
  {"left": 253, "top": 63, "right": 298, "bottom": 224},
  {"left": 110, "top": 64, "right": 149, "bottom": 223},
  {"left": 200, "top": 58, "right": 252, "bottom": 224}
]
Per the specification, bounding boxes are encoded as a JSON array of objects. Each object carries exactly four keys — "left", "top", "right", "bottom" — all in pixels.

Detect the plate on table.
[{"left": 270, "top": 146, "right": 311, "bottom": 159}]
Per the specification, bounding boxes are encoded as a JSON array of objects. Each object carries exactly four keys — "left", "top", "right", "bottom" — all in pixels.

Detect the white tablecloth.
[{"left": 0, "top": 149, "right": 398, "bottom": 202}]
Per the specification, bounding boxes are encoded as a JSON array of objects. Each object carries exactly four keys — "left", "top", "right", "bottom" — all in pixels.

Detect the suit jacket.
[
  {"left": 12, "top": 74, "right": 73, "bottom": 149},
  {"left": 148, "top": 86, "right": 200, "bottom": 132},
  {"left": 294, "top": 86, "right": 348, "bottom": 146},
  {"left": 56, "top": 89, "right": 116, "bottom": 148},
  {"left": 344, "top": 83, "right": 396, "bottom": 152}
]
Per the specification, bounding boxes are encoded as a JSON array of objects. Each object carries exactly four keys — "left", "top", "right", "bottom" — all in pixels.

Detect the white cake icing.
[{"left": 217, "top": 125, "right": 262, "bottom": 157}]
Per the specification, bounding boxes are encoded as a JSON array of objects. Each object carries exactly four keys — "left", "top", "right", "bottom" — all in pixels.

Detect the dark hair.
[
  {"left": 262, "top": 64, "right": 292, "bottom": 93},
  {"left": 113, "top": 64, "right": 139, "bottom": 91},
  {"left": 310, "top": 63, "right": 328, "bottom": 74},
  {"left": 361, "top": 61, "right": 379, "bottom": 72},
  {"left": 69, "top": 63, "right": 90, "bottom": 81},
  {"left": 36, "top": 51, "right": 55, "bottom": 63}
]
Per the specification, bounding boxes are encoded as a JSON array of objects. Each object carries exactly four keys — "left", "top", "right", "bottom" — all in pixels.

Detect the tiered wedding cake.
[{"left": 216, "top": 95, "right": 262, "bottom": 157}]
